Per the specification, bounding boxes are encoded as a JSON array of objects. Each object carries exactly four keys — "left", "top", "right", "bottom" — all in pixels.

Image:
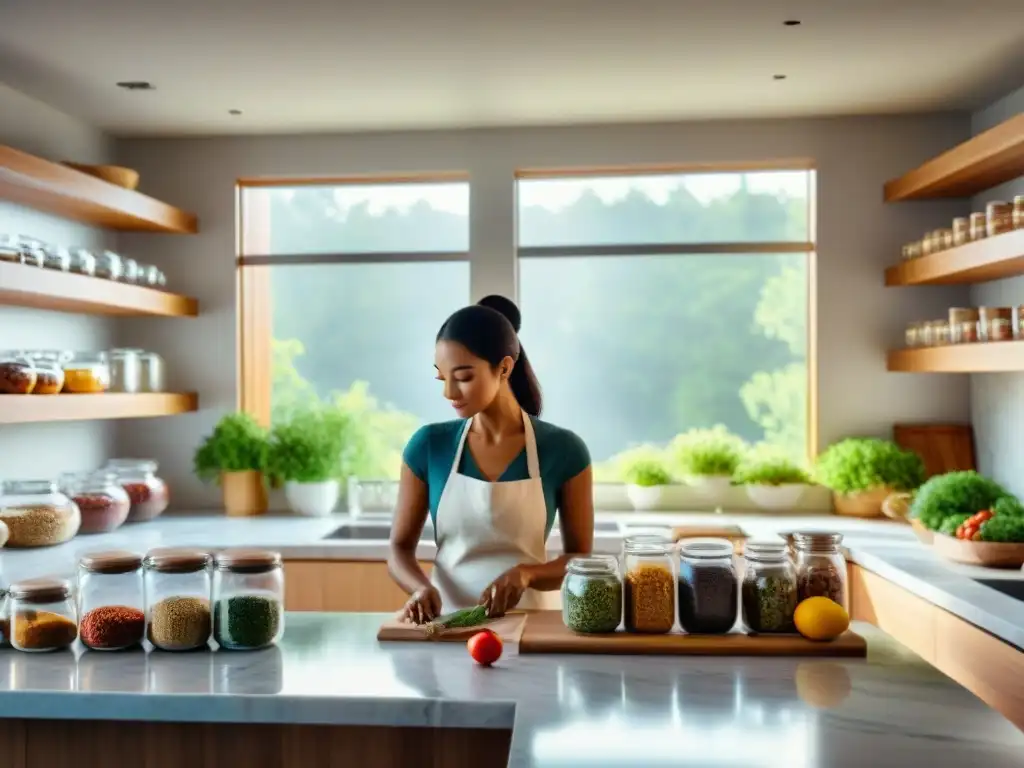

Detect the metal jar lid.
[
  {"left": 79, "top": 549, "right": 143, "bottom": 575},
  {"left": 143, "top": 547, "right": 211, "bottom": 574},
  {"left": 9, "top": 577, "right": 72, "bottom": 603},
  {"left": 213, "top": 548, "right": 282, "bottom": 574}
]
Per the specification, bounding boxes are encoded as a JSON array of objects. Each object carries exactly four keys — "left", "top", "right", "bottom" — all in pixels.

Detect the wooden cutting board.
[
  {"left": 518, "top": 610, "right": 865, "bottom": 657},
  {"left": 894, "top": 423, "right": 976, "bottom": 478},
  {"left": 376, "top": 611, "right": 527, "bottom": 644},
  {"left": 672, "top": 524, "right": 748, "bottom": 553}
]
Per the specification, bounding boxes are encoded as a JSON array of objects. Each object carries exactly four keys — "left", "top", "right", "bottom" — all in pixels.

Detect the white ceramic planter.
[
  {"left": 686, "top": 475, "right": 733, "bottom": 499},
  {"left": 745, "top": 483, "right": 808, "bottom": 510},
  {"left": 626, "top": 484, "right": 665, "bottom": 511},
  {"left": 284, "top": 479, "right": 340, "bottom": 517}
]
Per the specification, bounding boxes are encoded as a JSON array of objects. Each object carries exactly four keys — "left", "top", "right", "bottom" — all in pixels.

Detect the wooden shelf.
[
  {"left": 0, "top": 145, "right": 197, "bottom": 233},
  {"left": 884, "top": 114, "right": 1024, "bottom": 201},
  {"left": 0, "top": 393, "right": 198, "bottom": 424},
  {"left": 887, "top": 342, "right": 1024, "bottom": 373},
  {"left": 885, "top": 228, "right": 1024, "bottom": 286},
  {"left": 0, "top": 261, "right": 198, "bottom": 317}
]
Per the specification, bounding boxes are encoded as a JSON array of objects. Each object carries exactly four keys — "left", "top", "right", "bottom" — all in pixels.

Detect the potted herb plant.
[
  {"left": 193, "top": 412, "right": 270, "bottom": 517},
  {"left": 617, "top": 447, "right": 673, "bottom": 511},
  {"left": 267, "top": 407, "right": 349, "bottom": 517},
  {"left": 814, "top": 438, "right": 925, "bottom": 518},
  {"left": 733, "top": 454, "right": 812, "bottom": 510},
  {"left": 670, "top": 426, "right": 746, "bottom": 498}
]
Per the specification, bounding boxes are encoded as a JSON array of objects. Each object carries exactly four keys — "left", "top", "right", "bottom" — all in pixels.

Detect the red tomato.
[
  {"left": 956, "top": 524, "right": 966, "bottom": 539},
  {"left": 962, "top": 524, "right": 979, "bottom": 541},
  {"left": 972, "top": 510, "right": 994, "bottom": 524},
  {"left": 467, "top": 630, "right": 503, "bottom": 667}
]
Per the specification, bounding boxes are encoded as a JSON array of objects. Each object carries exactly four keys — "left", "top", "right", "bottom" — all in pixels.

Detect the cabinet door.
[{"left": 284, "top": 561, "right": 433, "bottom": 612}]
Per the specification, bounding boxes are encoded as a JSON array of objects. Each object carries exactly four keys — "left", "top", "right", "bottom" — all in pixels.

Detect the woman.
[{"left": 389, "top": 295, "right": 594, "bottom": 622}]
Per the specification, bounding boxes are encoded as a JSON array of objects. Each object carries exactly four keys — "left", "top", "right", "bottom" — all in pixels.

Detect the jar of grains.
[
  {"left": 106, "top": 459, "right": 169, "bottom": 522},
  {"left": 793, "top": 532, "right": 848, "bottom": 609},
  {"left": 562, "top": 555, "right": 622, "bottom": 634},
  {"left": 969, "top": 212, "right": 988, "bottom": 241},
  {"left": 623, "top": 539, "right": 675, "bottom": 634},
  {"left": 677, "top": 538, "right": 738, "bottom": 634},
  {"left": 213, "top": 549, "right": 286, "bottom": 650},
  {"left": 1013, "top": 196, "right": 1024, "bottom": 230},
  {"left": 9, "top": 577, "right": 78, "bottom": 652},
  {"left": 948, "top": 308, "right": 980, "bottom": 344},
  {"left": 78, "top": 550, "right": 146, "bottom": 651},
  {"left": 0, "top": 479, "right": 81, "bottom": 547},
  {"left": 951, "top": 217, "right": 970, "bottom": 246},
  {"left": 979, "top": 306, "right": 1015, "bottom": 342},
  {"left": 65, "top": 472, "right": 131, "bottom": 534},
  {"left": 144, "top": 548, "right": 212, "bottom": 651},
  {"left": 741, "top": 540, "right": 798, "bottom": 634},
  {"left": 987, "top": 201, "right": 1014, "bottom": 237}
]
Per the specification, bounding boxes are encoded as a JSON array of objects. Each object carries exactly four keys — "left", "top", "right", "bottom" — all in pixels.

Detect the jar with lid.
[
  {"left": 106, "top": 459, "right": 169, "bottom": 522},
  {"left": 94, "top": 250, "right": 123, "bottom": 281},
  {"left": 979, "top": 306, "right": 1014, "bottom": 342},
  {"left": 987, "top": 201, "right": 1014, "bottom": 237},
  {"left": 562, "top": 555, "right": 622, "bottom": 634},
  {"left": 8, "top": 578, "right": 78, "bottom": 652},
  {"left": 65, "top": 472, "right": 131, "bottom": 534},
  {"left": 11, "top": 236, "right": 45, "bottom": 268},
  {"left": 920, "top": 232, "right": 935, "bottom": 256},
  {"left": 108, "top": 348, "right": 143, "bottom": 393},
  {"left": 741, "top": 540, "right": 797, "bottom": 634},
  {"left": 40, "top": 244, "right": 70, "bottom": 272},
  {"left": 213, "top": 549, "right": 286, "bottom": 650},
  {"left": 904, "top": 322, "right": 921, "bottom": 348},
  {"left": 932, "top": 320, "right": 951, "bottom": 346},
  {"left": 121, "top": 257, "right": 141, "bottom": 284},
  {"left": 68, "top": 247, "right": 97, "bottom": 276},
  {"left": 938, "top": 228, "right": 954, "bottom": 251},
  {"left": 24, "top": 350, "right": 64, "bottom": 394},
  {"left": 78, "top": 550, "right": 145, "bottom": 650},
  {"left": 951, "top": 217, "right": 970, "bottom": 246},
  {"left": 677, "top": 539, "right": 737, "bottom": 634},
  {"left": 138, "top": 264, "right": 161, "bottom": 287},
  {"left": 918, "top": 322, "right": 935, "bottom": 347},
  {"left": 139, "top": 351, "right": 165, "bottom": 392},
  {"left": 0, "top": 234, "right": 21, "bottom": 263},
  {"left": 793, "top": 532, "right": 847, "bottom": 610},
  {"left": 1016, "top": 305, "right": 1024, "bottom": 340},
  {"left": 0, "top": 479, "right": 81, "bottom": 547},
  {"left": 0, "top": 351, "right": 37, "bottom": 394},
  {"left": 623, "top": 539, "right": 675, "bottom": 634},
  {"left": 0, "top": 586, "right": 9, "bottom": 647},
  {"left": 62, "top": 352, "right": 110, "bottom": 393},
  {"left": 969, "top": 212, "right": 988, "bottom": 241},
  {"left": 144, "top": 548, "right": 212, "bottom": 651},
  {"left": 948, "top": 308, "right": 979, "bottom": 344},
  {"left": 1013, "top": 196, "right": 1024, "bottom": 230}
]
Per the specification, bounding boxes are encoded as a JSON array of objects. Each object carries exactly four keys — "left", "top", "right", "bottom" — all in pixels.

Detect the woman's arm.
[
  {"left": 387, "top": 463, "right": 435, "bottom": 598},
  {"left": 520, "top": 465, "right": 595, "bottom": 591}
]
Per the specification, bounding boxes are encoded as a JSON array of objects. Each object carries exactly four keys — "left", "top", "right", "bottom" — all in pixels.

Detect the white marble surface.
[{"left": 0, "top": 612, "right": 1021, "bottom": 768}]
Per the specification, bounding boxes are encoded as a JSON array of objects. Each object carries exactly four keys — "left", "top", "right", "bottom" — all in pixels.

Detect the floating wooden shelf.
[
  {"left": 887, "top": 342, "right": 1024, "bottom": 373},
  {"left": 0, "top": 145, "right": 197, "bottom": 233},
  {"left": 0, "top": 393, "right": 198, "bottom": 424},
  {"left": 0, "top": 261, "right": 198, "bottom": 317},
  {"left": 884, "top": 114, "right": 1024, "bottom": 201},
  {"left": 885, "top": 229, "right": 1024, "bottom": 286}
]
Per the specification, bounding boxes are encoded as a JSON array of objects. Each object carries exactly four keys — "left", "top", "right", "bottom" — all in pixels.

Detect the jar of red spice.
[
  {"left": 979, "top": 307, "right": 1014, "bottom": 342},
  {"left": 65, "top": 472, "right": 131, "bottom": 534},
  {"left": 78, "top": 550, "right": 146, "bottom": 651},
  {"left": 105, "top": 459, "right": 169, "bottom": 522}
]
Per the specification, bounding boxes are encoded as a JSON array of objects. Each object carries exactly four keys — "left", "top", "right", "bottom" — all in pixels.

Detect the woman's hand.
[
  {"left": 481, "top": 565, "right": 532, "bottom": 617},
  {"left": 401, "top": 585, "right": 442, "bottom": 624}
]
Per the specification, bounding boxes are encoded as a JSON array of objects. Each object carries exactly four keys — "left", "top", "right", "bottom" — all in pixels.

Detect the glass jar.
[
  {"left": 62, "top": 353, "right": 110, "bottom": 393},
  {"left": 904, "top": 323, "right": 920, "bottom": 348},
  {"left": 14, "top": 236, "right": 45, "bottom": 268},
  {"left": 938, "top": 228, "right": 954, "bottom": 251},
  {"left": 793, "top": 532, "right": 848, "bottom": 610},
  {"left": 918, "top": 321, "right": 936, "bottom": 347},
  {"left": 979, "top": 306, "right": 1014, "bottom": 342},
  {"left": 65, "top": 472, "right": 131, "bottom": 534},
  {"left": 95, "top": 250, "right": 123, "bottom": 281},
  {"left": 40, "top": 244, "right": 70, "bottom": 272},
  {"left": 969, "top": 212, "right": 988, "bottom": 241},
  {"left": 139, "top": 351, "right": 166, "bottom": 393},
  {"left": 213, "top": 549, "right": 286, "bottom": 650},
  {"left": 677, "top": 539, "right": 738, "bottom": 635},
  {"left": 741, "top": 540, "right": 797, "bottom": 634},
  {"left": 108, "top": 348, "right": 143, "bottom": 393},
  {"left": 1014, "top": 196, "right": 1024, "bottom": 230},
  {"left": 0, "top": 234, "right": 21, "bottom": 263},
  {"left": 0, "top": 587, "right": 9, "bottom": 647},
  {"left": 987, "top": 201, "right": 1014, "bottom": 237},
  {"left": 78, "top": 550, "right": 145, "bottom": 650},
  {"left": 561, "top": 555, "right": 622, "bottom": 634},
  {"left": 623, "top": 539, "right": 675, "bottom": 634},
  {"left": 948, "top": 308, "right": 980, "bottom": 344},
  {"left": 1016, "top": 305, "right": 1024, "bottom": 340},
  {"left": 144, "top": 548, "right": 212, "bottom": 651},
  {"left": 24, "top": 350, "right": 64, "bottom": 394},
  {"left": 8, "top": 578, "right": 78, "bottom": 652},
  {"left": 0, "top": 480, "right": 81, "bottom": 547},
  {"left": 121, "top": 257, "right": 141, "bottom": 284},
  {"left": 932, "top": 320, "right": 951, "bottom": 346},
  {"left": 920, "top": 231, "right": 935, "bottom": 256},
  {"left": 0, "top": 351, "right": 37, "bottom": 394},
  {"left": 951, "top": 217, "right": 970, "bottom": 246},
  {"left": 106, "top": 459, "right": 169, "bottom": 522},
  {"left": 68, "top": 247, "right": 97, "bottom": 276}
]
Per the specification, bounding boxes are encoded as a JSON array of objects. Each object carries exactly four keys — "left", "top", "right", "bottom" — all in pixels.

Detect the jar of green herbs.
[
  {"left": 212, "top": 549, "right": 284, "bottom": 650},
  {"left": 562, "top": 555, "right": 622, "bottom": 634},
  {"left": 741, "top": 540, "right": 797, "bottom": 634}
]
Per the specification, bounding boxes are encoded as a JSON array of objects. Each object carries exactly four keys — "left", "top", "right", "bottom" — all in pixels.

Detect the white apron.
[{"left": 430, "top": 410, "right": 549, "bottom": 612}]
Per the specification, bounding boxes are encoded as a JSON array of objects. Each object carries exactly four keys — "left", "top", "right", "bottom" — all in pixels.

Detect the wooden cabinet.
[{"left": 284, "top": 560, "right": 433, "bottom": 612}]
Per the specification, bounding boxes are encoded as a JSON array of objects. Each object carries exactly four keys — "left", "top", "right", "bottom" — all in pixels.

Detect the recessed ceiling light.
[
  {"left": 783, "top": 19, "right": 801, "bottom": 26},
  {"left": 228, "top": 109, "right": 243, "bottom": 116},
  {"left": 773, "top": 74, "right": 787, "bottom": 80},
  {"left": 116, "top": 81, "right": 154, "bottom": 91}
]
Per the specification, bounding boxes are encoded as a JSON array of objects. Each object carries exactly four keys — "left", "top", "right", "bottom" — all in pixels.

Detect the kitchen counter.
[{"left": 0, "top": 612, "right": 1021, "bottom": 768}]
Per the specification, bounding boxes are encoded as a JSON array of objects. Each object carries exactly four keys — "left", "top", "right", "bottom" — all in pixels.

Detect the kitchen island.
[{"left": 0, "top": 612, "right": 1021, "bottom": 768}]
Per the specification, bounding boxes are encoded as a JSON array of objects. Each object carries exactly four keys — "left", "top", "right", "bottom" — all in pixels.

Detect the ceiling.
[{"left": 1, "top": 0, "right": 1022, "bottom": 137}]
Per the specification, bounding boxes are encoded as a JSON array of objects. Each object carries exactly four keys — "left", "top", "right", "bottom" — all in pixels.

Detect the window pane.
[
  {"left": 270, "top": 261, "right": 469, "bottom": 479},
  {"left": 517, "top": 171, "right": 810, "bottom": 247},
  {"left": 244, "top": 182, "right": 469, "bottom": 255},
  {"left": 517, "top": 253, "right": 808, "bottom": 473}
]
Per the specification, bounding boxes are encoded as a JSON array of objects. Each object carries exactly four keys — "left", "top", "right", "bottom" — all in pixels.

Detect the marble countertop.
[{"left": 0, "top": 612, "right": 1021, "bottom": 768}]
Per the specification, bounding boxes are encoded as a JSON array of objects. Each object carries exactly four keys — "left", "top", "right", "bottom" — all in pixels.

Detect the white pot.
[
  {"left": 284, "top": 479, "right": 340, "bottom": 517},
  {"left": 626, "top": 484, "right": 665, "bottom": 511},
  {"left": 745, "top": 483, "right": 808, "bottom": 511},
  {"left": 686, "top": 475, "right": 733, "bottom": 498}
]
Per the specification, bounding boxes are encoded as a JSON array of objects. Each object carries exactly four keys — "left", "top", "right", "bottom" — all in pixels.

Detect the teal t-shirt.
[{"left": 402, "top": 417, "right": 591, "bottom": 536}]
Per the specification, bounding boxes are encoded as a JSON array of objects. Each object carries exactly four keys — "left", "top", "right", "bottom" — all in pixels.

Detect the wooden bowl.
[
  {"left": 62, "top": 162, "right": 140, "bottom": 190},
  {"left": 932, "top": 533, "right": 1024, "bottom": 568},
  {"left": 832, "top": 487, "right": 893, "bottom": 518}
]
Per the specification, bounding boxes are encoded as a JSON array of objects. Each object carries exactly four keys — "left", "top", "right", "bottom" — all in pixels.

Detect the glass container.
[
  {"left": 65, "top": 472, "right": 131, "bottom": 534},
  {"left": 121, "top": 257, "right": 141, "bottom": 284},
  {"left": 793, "top": 532, "right": 848, "bottom": 610},
  {"left": 139, "top": 264, "right": 161, "bottom": 287},
  {"left": 0, "top": 351, "right": 37, "bottom": 394},
  {"left": 68, "top": 248, "right": 97, "bottom": 276},
  {"left": 40, "top": 244, "right": 70, "bottom": 272},
  {"left": 904, "top": 323, "right": 921, "bottom": 348},
  {"left": 8, "top": 577, "right": 78, "bottom": 652},
  {"left": 979, "top": 306, "right": 1014, "bottom": 342},
  {"left": 987, "top": 201, "right": 1014, "bottom": 237},
  {"left": 24, "top": 350, "right": 64, "bottom": 394},
  {"left": 62, "top": 353, "right": 110, "bottom": 393},
  {"left": 0, "top": 587, "right": 9, "bottom": 647},
  {"left": 951, "top": 217, "right": 970, "bottom": 246},
  {"left": 918, "top": 321, "right": 936, "bottom": 347},
  {"left": 561, "top": 555, "right": 622, "bottom": 634},
  {"left": 78, "top": 550, "right": 145, "bottom": 650},
  {"left": 622, "top": 539, "right": 675, "bottom": 634},
  {"left": 938, "top": 228, "right": 954, "bottom": 251},
  {"left": 933, "top": 320, "right": 951, "bottom": 346},
  {"left": 969, "top": 212, "right": 988, "bottom": 241},
  {"left": 1014, "top": 195, "right": 1024, "bottom": 230},
  {"left": 0, "top": 479, "right": 81, "bottom": 547},
  {"left": 948, "top": 308, "right": 979, "bottom": 344},
  {"left": 139, "top": 351, "right": 166, "bottom": 393},
  {"left": 741, "top": 540, "right": 797, "bottom": 634},
  {"left": 0, "top": 234, "right": 22, "bottom": 263},
  {"left": 1016, "top": 305, "right": 1024, "bottom": 341},
  {"left": 213, "top": 549, "right": 286, "bottom": 650},
  {"left": 144, "top": 548, "right": 212, "bottom": 651},
  {"left": 106, "top": 459, "right": 169, "bottom": 522},
  {"left": 94, "top": 251, "right": 123, "bottom": 281},
  {"left": 677, "top": 538, "right": 738, "bottom": 634},
  {"left": 108, "top": 348, "right": 143, "bottom": 393},
  {"left": 13, "top": 236, "right": 45, "bottom": 268}
]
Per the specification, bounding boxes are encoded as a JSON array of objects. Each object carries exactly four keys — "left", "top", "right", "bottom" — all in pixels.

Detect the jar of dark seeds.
[
  {"left": 793, "top": 532, "right": 847, "bottom": 610},
  {"left": 677, "top": 538, "right": 738, "bottom": 634},
  {"left": 562, "top": 555, "right": 622, "bottom": 634},
  {"left": 144, "top": 548, "right": 212, "bottom": 651},
  {"left": 741, "top": 540, "right": 797, "bottom": 634},
  {"left": 213, "top": 548, "right": 284, "bottom": 650}
]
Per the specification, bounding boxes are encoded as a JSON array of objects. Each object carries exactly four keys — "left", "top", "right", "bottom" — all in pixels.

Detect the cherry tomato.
[
  {"left": 962, "top": 524, "right": 979, "bottom": 541},
  {"left": 956, "top": 523, "right": 966, "bottom": 539},
  {"left": 971, "top": 530, "right": 984, "bottom": 542},
  {"left": 467, "top": 630, "right": 503, "bottom": 667},
  {"left": 972, "top": 510, "right": 994, "bottom": 524}
]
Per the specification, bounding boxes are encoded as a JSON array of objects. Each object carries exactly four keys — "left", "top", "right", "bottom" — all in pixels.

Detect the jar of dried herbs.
[
  {"left": 677, "top": 538, "right": 738, "bottom": 634},
  {"left": 623, "top": 540, "right": 675, "bottom": 634},
  {"left": 144, "top": 547, "right": 212, "bottom": 651},
  {"left": 78, "top": 550, "right": 145, "bottom": 650},
  {"left": 9, "top": 577, "right": 78, "bottom": 652},
  {"left": 741, "top": 541, "right": 797, "bottom": 634},
  {"left": 562, "top": 555, "right": 622, "bottom": 634},
  {"left": 213, "top": 548, "right": 284, "bottom": 650},
  {"left": 793, "top": 532, "right": 847, "bottom": 610}
]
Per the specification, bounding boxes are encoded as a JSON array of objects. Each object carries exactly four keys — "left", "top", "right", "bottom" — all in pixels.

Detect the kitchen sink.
[
  {"left": 973, "top": 578, "right": 1024, "bottom": 602},
  {"left": 323, "top": 519, "right": 620, "bottom": 541}
]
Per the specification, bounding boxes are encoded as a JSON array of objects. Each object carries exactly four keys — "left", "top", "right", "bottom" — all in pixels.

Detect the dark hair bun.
[{"left": 477, "top": 294, "right": 521, "bottom": 333}]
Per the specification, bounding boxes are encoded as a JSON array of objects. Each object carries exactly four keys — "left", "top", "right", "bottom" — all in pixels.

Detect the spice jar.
[
  {"left": 987, "top": 201, "right": 1014, "bottom": 237},
  {"left": 951, "top": 217, "right": 970, "bottom": 246},
  {"left": 78, "top": 550, "right": 145, "bottom": 651},
  {"left": 0, "top": 587, "right": 9, "bottom": 647},
  {"left": 948, "top": 308, "right": 980, "bottom": 344},
  {"left": 969, "top": 212, "right": 988, "bottom": 241},
  {"left": 1015, "top": 306, "right": 1024, "bottom": 340},
  {"left": 562, "top": 555, "right": 622, "bottom": 634},
  {"left": 40, "top": 244, "right": 70, "bottom": 272},
  {"left": 106, "top": 459, "right": 170, "bottom": 522},
  {"left": 139, "top": 351, "right": 166, "bottom": 392},
  {"left": 979, "top": 306, "right": 1014, "bottom": 342},
  {"left": 213, "top": 549, "right": 286, "bottom": 650},
  {"left": 24, "top": 351, "right": 64, "bottom": 394},
  {"left": 0, "top": 351, "right": 37, "bottom": 394},
  {"left": 62, "top": 353, "right": 110, "bottom": 393},
  {"left": 904, "top": 323, "right": 921, "bottom": 348},
  {"left": 793, "top": 532, "right": 848, "bottom": 610},
  {"left": 121, "top": 257, "right": 141, "bottom": 284},
  {"left": 677, "top": 539, "right": 738, "bottom": 635},
  {"left": 741, "top": 540, "right": 797, "bottom": 634},
  {"left": 918, "top": 322, "right": 936, "bottom": 347},
  {"left": 65, "top": 472, "right": 131, "bottom": 534},
  {"left": 95, "top": 251, "right": 123, "bottom": 281},
  {"left": 623, "top": 539, "right": 675, "bottom": 634},
  {"left": 932, "top": 320, "right": 951, "bottom": 346},
  {"left": 108, "top": 348, "right": 143, "bottom": 393},
  {"left": 144, "top": 547, "right": 212, "bottom": 651},
  {"left": 68, "top": 247, "right": 97, "bottom": 276},
  {"left": 1014, "top": 196, "right": 1024, "bottom": 230},
  {"left": 0, "top": 480, "right": 81, "bottom": 547},
  {"left": 9, "top": 578, "right": 78, "bottom": 652},
  {"left": 938, "top": 228, "right": 954, "bottom": 251}
]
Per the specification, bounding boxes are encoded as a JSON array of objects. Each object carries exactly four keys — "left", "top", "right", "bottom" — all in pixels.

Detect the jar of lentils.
[
  {"left": 213, "top": 549, "right": 285, "bottom": 650},
  {"left": 793, "top": 532, "right": 847, "bottom": 610},
  {"left": 144, "top": 548, "right": 212, "bottom": 651},
  {"left": 623, "top": 539, "right": 675, "bottom": 634},
  {"left": 741, "top": 540, "right": 797, "bottom": 634},
  {"left": 562, "top": 555, "right": 622, "bottom": 634},
  {"left": 677, "top": 538, "right": 738, "bottom": 634},
  {"left": 78, "top": 550, "right": 145, "bottom": 650}
]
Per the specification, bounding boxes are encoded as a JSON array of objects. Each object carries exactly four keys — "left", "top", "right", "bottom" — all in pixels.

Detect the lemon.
[{"left": 794, "top": 597, "right": 850, "bottom": 641}]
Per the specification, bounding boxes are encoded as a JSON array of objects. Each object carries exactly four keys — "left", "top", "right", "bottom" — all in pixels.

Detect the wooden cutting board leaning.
[{"left": 376, "top": 611, "right": 527, "bottom": 644}]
